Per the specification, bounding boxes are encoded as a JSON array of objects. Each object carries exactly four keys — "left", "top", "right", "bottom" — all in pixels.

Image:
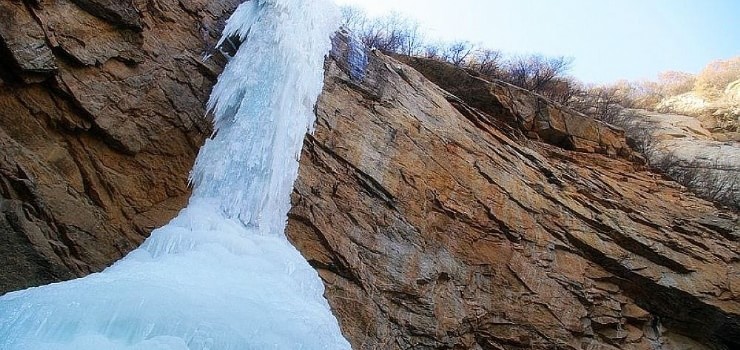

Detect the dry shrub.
[
  {"left": 340, "top": 6, "right": 576, "bottom": 102},
  {"left": 695, "top": 57, "right": 740, "bottom": 98}
]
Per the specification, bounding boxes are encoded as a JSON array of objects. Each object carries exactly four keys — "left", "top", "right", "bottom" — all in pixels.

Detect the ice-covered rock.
[{"left": 0, "top": 0, "right": 349, "bottom": 349}]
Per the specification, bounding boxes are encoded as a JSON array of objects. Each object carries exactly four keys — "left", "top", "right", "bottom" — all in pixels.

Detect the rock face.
[
  {"left": 398, "top": 57, "right": 635, "bottom": 158},
  {"left": 615, "top": 109, "right": 739, "bottom": 208},
  {"left": 654, "top": 80, "right": 740, "bottom": 142},
  {"left": 285, "top": 34, "right": 740, "bottom": 349},
  {"left": 1, "top": 6, "right": 739, "bottom": 350},
  {"left": 0, "top": 0, "right": 240, "bottom": 293}
]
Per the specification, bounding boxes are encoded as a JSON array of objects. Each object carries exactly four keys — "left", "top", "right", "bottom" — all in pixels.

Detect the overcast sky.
[{"left": 334, "top": 0, "right": 740, "bottom": 84}]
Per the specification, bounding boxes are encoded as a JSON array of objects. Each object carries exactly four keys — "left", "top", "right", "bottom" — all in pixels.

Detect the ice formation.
[
  {"left": 345, "top": 34, "right": 368, "bottom": 82},
  {"left": 0, "top": 0, "right": 350, "bottom": 349}
]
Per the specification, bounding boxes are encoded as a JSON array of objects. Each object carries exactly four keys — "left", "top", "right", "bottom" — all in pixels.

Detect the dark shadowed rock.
[
  {"left": 69, "top": 0, "right": 143, "bottom": 31},
  {"left": 0, "top": 0, "right": 57, "bottom": 82}
]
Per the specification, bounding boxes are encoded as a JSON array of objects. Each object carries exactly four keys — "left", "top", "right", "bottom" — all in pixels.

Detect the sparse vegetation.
[
  {"left": 695, "top": 57, "right": 740, "bottom": 98},
  {"left": 653, "top": 152, "right": 739, "bottom": 209},
  {"left": 339, "top": 6, "right": 575, "bottom": 103},
  {"left": 605, "top": 110, "right": 739, "bottom": 209},
  {"left": 579, "top": 57, "right": 740, "bottom": 136},
  {"left": 339, "top": 6, "right": 739, "bottom": 209},
  {"left": 340, "top": 6, "right": 425, "bottom": 56}
]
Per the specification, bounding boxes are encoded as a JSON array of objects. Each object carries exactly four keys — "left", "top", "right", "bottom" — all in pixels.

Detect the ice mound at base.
[
  {"left": 0, "top": 0, "right": 350, "bottom": 349},
  {"left": 0, "top": 202, "right": 348, "bottom": 349}
]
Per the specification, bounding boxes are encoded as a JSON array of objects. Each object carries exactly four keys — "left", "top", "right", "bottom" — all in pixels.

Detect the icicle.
[{"left": 0, "top": 0, "right": 349, "bottom": 349}]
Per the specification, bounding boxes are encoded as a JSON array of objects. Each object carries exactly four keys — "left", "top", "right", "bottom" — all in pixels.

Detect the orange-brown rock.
[
  {"left": 285, "top": 34, "right": 740, "bottom": 349},
  {"left": 1, "top": 6, "right": 738, "bottom": 350},
  {"left": 0, "top": 0, "right": 240, "bottom": 293},
  {"left": 399, "top": 56, "right": 634, "bottom": 158}
]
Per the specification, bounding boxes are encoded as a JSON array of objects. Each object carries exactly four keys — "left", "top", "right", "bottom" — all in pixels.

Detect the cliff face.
[
  {"left": 396, "top": 56, "right": 636, "bottom": 160},
  {"left": 1, "top": 4, "right": 739, "bottom": 350},
  {"left": 615, "top": 109, "right": 739, "bottom": 208},
  {"left": 286, "top": 34, "right": 740, "bottom": 349},
  {"left": 0, "top": 0, "right": 239, "bottom": 293}
]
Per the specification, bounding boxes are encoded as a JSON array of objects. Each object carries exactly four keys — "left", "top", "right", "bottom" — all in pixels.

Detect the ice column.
[
  {"left": 191, "top": 0, "right": 337, "bottom": 235},
  {"left": 0, "top": 0, "right": 350, "bottom": 349}
]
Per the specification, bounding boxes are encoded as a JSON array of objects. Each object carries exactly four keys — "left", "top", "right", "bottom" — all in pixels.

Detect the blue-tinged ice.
[
  {"left": 346, "top": 35, "right": 368, "bottom": 82},
  {"left": 0, "top": 0, "right": 350, "bottom": 349}
]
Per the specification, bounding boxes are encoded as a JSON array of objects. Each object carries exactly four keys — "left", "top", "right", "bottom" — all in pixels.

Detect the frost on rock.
[{"left": 0, "top": 0, "right": 350, "bottom": 349}]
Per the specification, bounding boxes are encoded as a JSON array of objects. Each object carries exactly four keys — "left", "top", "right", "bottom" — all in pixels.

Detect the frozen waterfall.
[{"left": 0, "top": 0, "right": 351, "bottom": 349}]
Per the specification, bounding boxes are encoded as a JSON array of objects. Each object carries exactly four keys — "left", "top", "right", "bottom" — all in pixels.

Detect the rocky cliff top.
[
  {"left": 398, "top": 56, "right": 637, "bottom": 160},
  {"left": 655, "top": 78, "right": 740, "bottom": 141},
  {"left": 608, "top": 108, "right": 739, "bottom": 208}
]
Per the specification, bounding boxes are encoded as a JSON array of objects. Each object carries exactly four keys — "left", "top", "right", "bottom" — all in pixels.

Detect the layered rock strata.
[{"left": 286, "top": 35, "right": 740, "bottom": 349}]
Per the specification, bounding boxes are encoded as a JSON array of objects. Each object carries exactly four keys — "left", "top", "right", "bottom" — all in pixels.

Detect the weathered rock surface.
[
  {"left": 654, "top": 77, "right": 740, "bottom": 141},
  {"left": 1, "top": 5, "right": 739, "bottom": 350},
  {"left": 285, "top": 34, "right": 740, "bottom": 349},
  {"left": 399, "top": 57, "right": 635, "bottom": 158},
  {"left": 0, "top": 1, "right": 57, "bottom": 80},
  {"left": 0, "top": 0, "right": 240, "bottom": 293},
  {"left": 615, "top": 109, "right": 739, "bottom": 208}
]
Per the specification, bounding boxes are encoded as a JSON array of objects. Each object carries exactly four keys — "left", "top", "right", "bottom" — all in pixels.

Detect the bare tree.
[
  {"left": 422, "top": 43, "right": 442, "bottom": 60},
  {"left": 340, "top": 8, "right": 425, "bottom": 55},
  {"left": 467, "top": 49, "right": 502, "bottom": 77},
  {"left": 340, "top": 5, "right": 367, "bottom": 30},
  {"left": 651, "top": 152, "right": 739, "bottom": 209},
  {"left": 504, "top": 55, "right": 574, "bottom": 93},
  {"left": 442, "top": 41, "right": 474, "bottom": 67},
  {"left": 544, "top": 77, "right": 580, "bottom": 105},
  {"left": 398, "top": 20, "right": 424, "bottom": 56},
  {"left": 571, "top": 84, "right": 628, "bottom": 122},
  {"left": 339, "top": 5, "right": 584, "bottom": 103},
  {"left": 656, "top": 71, "right": 696, "bottom": 96},
  {"left": 696, "top": 56, "right": 740, "bottom": 96}
]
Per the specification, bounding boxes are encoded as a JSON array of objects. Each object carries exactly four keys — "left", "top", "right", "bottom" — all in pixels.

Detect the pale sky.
[{"left": 334, "top": 0, "right": 740, "bottom": 84}]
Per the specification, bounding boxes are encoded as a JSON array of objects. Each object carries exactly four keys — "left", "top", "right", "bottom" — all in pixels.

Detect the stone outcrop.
[
  {"left": 0, "top": 0, "right": 240, "bottom": 293},
  {"left": 398, "top": 56, "right": 635, "bottom": 158},
  {"left": 610, "top": 109, "right": 739, "bottom": 208},
  {"left": 652, "top": 66, "right": 740, "bottom": 142},
  {"left": 0, "top": 5, "right": 738, "bottom": 350},
  {"left": 285, "top": 34, "right": 740, "bottom": 349}
]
